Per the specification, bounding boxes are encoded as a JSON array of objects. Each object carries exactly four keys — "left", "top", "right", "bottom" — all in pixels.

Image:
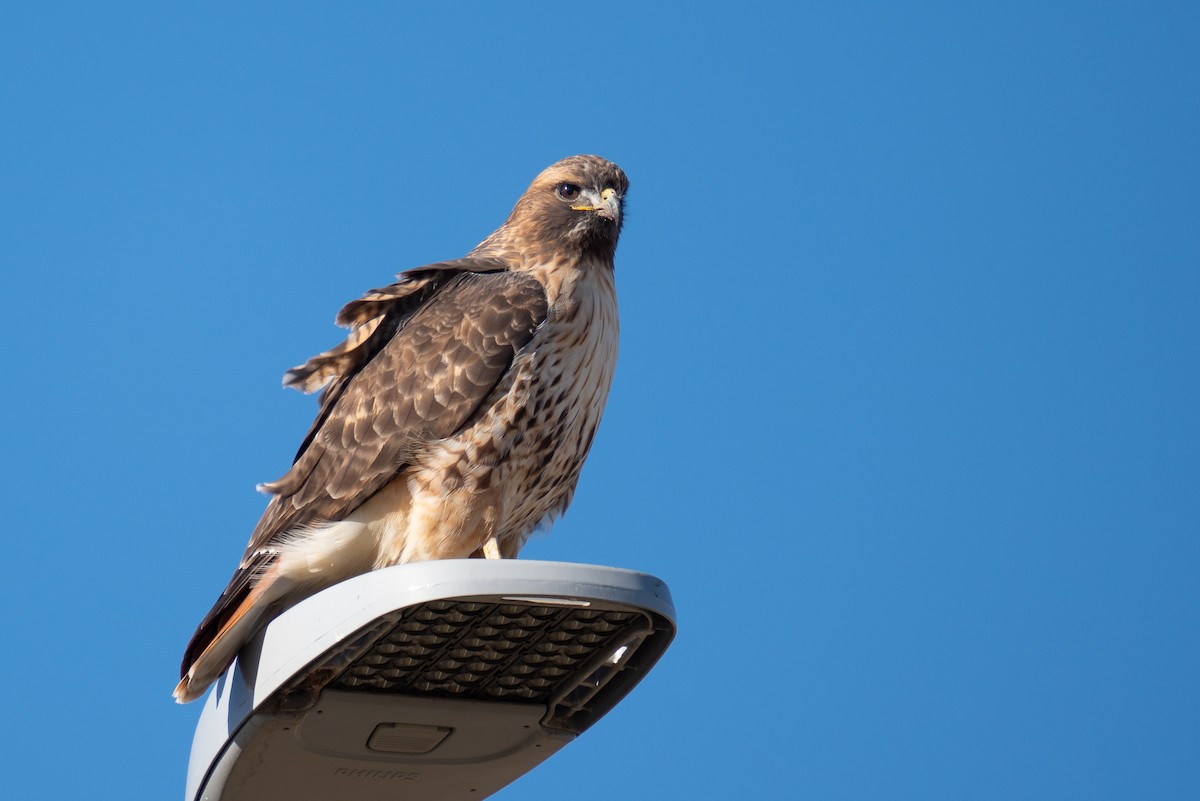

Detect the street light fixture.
[{"left": 186, "top": 559, "right": 676, "bottom": 801}]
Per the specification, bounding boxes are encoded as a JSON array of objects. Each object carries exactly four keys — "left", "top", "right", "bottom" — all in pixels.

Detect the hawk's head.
[{"left": 501, "top": 155, "right": 629, "bottom": 264}]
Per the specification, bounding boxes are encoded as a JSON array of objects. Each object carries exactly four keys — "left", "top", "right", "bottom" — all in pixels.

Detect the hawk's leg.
[{"left": 482, "top": 536, "right": 503, "bottom": 560}]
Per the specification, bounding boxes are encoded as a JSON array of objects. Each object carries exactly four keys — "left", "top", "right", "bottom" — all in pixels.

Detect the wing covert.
[{"left": 252, "top": 265, "right": 548, "bottom": 550}]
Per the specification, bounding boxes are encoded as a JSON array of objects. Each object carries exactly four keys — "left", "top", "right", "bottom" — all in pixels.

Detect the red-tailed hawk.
[{"left": 175, "top": 155, "right": 627, "bottom": 703}]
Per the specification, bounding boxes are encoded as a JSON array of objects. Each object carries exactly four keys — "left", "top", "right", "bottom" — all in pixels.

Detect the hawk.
[{"left": 175, "top": 155, "right": 628, "bottom": 703}]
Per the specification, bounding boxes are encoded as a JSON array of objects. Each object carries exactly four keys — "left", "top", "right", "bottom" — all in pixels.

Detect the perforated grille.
[{"left": 333, "top": 599, "right": 646, "bottom": 704}]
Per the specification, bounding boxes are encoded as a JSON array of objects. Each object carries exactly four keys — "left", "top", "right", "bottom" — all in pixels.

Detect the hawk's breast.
[{"left": 494, "top": 262, "right": 619, "bottom": 543}]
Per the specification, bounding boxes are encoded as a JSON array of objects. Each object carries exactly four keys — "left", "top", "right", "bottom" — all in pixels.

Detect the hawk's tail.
[{"left": 173, "top": 567, "right": 291, "bottom": 704}]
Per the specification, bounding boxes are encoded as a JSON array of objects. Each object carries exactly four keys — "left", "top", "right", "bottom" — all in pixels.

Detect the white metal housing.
[{"left": 185, "top": 559, "right": 676, "bottom": 801}]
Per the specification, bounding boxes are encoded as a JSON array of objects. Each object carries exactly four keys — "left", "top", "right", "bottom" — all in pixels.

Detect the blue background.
[{"left": 2, "top": 3, "right": 1197, "bottom": 799}]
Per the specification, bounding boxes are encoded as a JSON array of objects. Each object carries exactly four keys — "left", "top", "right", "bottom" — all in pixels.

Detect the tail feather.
[{"left": 173, "top": 569, "right": 290, "bottom": 704}]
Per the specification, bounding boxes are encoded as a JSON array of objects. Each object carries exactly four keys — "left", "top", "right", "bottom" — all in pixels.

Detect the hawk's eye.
[{"left": 556, "top": 183, "right": 582, "bottom": 201}]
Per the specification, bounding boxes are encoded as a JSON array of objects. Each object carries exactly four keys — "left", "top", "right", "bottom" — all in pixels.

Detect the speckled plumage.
[{"left": 175, "top": 155, "right": 627, "bottom": 703}]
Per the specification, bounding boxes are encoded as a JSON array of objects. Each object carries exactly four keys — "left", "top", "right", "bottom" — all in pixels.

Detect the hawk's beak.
[{"left": 572, "top": 187, "right": 621, "bottom": 222}]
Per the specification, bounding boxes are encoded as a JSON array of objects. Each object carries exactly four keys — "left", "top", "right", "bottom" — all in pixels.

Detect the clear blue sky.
[{"left": 2, "top": 3, "right": 1196, "bottom": 799}]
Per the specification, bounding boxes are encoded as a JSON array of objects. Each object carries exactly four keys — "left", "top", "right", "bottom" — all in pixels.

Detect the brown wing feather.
[
  {"left": 279, "top": 257, "right": 512, "bottom": 460},
  {"left": 257, "top": 264, "right": 547, "bottom": 540},
  {"left": 180, "top": 261, "right": 547, "bottom": 678}
]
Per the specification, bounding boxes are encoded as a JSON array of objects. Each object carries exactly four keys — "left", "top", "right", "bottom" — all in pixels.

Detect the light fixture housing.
[{"left": 185, "top": 559, "right": 676, "bottom": 801}]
